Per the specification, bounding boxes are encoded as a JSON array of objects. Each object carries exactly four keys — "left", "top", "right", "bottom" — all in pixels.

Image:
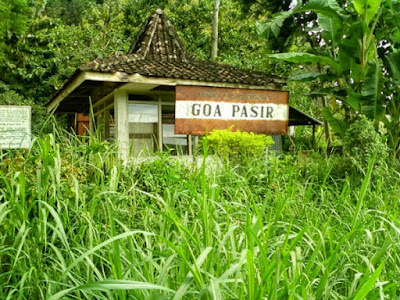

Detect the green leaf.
[
  {"left": 352, "top": 151, "right": 376, "bottom": 229},
  {"left": 289, "top": 72, "right": 333, "bottom": 82},
  {"left": 346, "top": 93, "right": 362, "bottom": 111},
  {"left": 61, "top": 230, "right": 153, "bottom": 280},
  {"left": 338, "top": 23, "right": 362, "bottom": 66},
  {"left": 310, "top": 0, "right": 344, "bottom": 47},
  {"left": 318, "top": 13, "right": 343, "bottom": 47},
  {"left": 307, "top": 87, "right": 347, "bottom": 98},
  {"left": 256, "top": 0, "right": 342, "bottom": 39},
  {"left": 246, "top": 249, "right": 256, "bottom": 300},
  {"left": 350, "top": 59, "right": 362, "bottom": 82},
  {"left": 322, "top": 107, "right": 349, "bottom": 137},
  {"left": 49, "top": 280, "right": 175, "bottom": 300},
  {"left": 78, "top": 280, "right": 176, "bottom": 292},
  {"left": 353, "top": 0, "right": 381, "bottom": 24},
  {"left": 209, "top": 279, "right": 223, "bottom": 300},
  {"left": 256, "top": 10, "right": 294, "bottom": 38},
  {"left": 268, "top": 53, "right": 342, "bottom": 73},
  {"left": 48, "top": 287, "right": 76, "bottom": 300},
  {"left": 390, "top": 28, "right": 400, "bottom": 43},
  {"left": 354, "top": 0, "right": 368, "bottom": 15},
  {"left": 173, "top": 246, "right": 213, "bottom": 300},
  {"left": 361, "top": 105, "right": 385, "bottom": 122},
  {"left": 353, "top": 261, "right": 385, "bottom": 300},
  {"left": 300, "top": 0, "right": 343, "bottom": 19},
  {"left": 386, "top": 50, "right": 400, "bottom": 79},
  {"left": 361, "top": 62, "right": 384, "bottom": 121}
]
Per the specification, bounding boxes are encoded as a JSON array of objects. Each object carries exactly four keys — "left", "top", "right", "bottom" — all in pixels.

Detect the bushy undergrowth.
[
  {"left": 342, "top": 116, "right": 390, "bottom": 175},
  {"left": 0, "top": 131, "right": 399, "bottom": 299},
  {"left": 205, "top": 128, "right": 274, "bottom": 165}
]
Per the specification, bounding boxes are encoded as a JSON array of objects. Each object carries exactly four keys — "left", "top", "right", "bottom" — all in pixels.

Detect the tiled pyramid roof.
[
  {"left": 127, "top": 8, "right": 187, "bottom": 61},
  {"left": 81, "top": 9, "right": 284, "bottom": 87}
]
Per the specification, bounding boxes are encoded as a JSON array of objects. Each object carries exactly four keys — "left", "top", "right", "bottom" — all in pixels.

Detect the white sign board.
[
  {"left": 175, "top": 86, "right": 289, "bottom": 135},
  {"left": 0, "top": 106, "right": 31, "bottom": 149},
  {"left": 175, "top": 101, "right": 288, "bottom": 120}
]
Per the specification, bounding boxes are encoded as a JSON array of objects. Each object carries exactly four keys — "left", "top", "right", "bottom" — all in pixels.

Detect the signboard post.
[
  {"left": 0, "top": 106, "right": 31, "bottom": 149},
  {"left": 175, "top": 86, "right": 289, "bottom": 135}
]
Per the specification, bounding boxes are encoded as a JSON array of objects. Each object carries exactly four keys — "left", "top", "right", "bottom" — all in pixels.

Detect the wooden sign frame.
[{"left": 175, "top": 85, "right": 289, "bottom": 135}]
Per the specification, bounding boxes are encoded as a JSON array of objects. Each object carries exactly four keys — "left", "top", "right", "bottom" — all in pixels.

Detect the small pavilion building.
[{"left": 47, "top": 9, "right": 321, "bottom": 161}]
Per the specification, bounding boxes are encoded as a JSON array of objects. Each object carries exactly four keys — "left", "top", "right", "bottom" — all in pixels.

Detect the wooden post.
[
  {"left": 321, "top": 96, "right": 332, "bottom": 147},
  {"left": 73, "top": 113, "right": 78, "bottom": 133},
  {"left": 193, "top": 136, "right": 199, "bottom": 151},
  {"left": 114, "top": 90, "right": 129, "bottom": 163},
  {"left": 312, "top": 125, "right": 316, "bottom": 149},
  {"left": 89, "top": 114, "right": 95, "bottom": 136},
  {"left": 97, "top": 112, "right": 104, "bottom": 140},
  {"left": 104, "top": 109, "right": 110, "bottom": 140},
  {"left": 188, "top": 135, "right": 193, "bottom": 156}
]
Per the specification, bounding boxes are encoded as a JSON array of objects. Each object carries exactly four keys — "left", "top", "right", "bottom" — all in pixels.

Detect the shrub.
[
  {"left": 128, "top": 153, "right": 191, "bottom": 194},
  {"left": 204, "top": 128, "right": 274, "bottom": 164},
  {"left": 342, "top": 116, "right": 389, "bottom": 174}
]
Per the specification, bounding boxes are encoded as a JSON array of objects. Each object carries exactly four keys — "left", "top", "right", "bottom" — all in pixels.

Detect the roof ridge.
[
  {"left": 80, "top": 53, "right": 285, "bottom": 87},
  {"left": 127, "top": 9, "right": 187, "bottom": 61},
  {"left": 81, "top": 53, "right": 141, "bottom": 71}
]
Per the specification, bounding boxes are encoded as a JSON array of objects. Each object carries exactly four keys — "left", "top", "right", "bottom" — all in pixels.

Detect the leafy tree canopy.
[{"left": 0, "top": 0, "right": 29, "bottom": 38}]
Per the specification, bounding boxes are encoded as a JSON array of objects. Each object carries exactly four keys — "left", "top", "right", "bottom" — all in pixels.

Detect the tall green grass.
[{"left": 0, "top": 130, "right": 399, "bottom": 299}]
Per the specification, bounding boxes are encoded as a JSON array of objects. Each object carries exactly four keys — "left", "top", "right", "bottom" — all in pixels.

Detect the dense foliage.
[
  {"left": 0, "top": 133, "right": 399, "bottom": 299},
  {"left": 205, "top": 128, "right": 274, "bottom": 164},
  {"left": 1, "top": 0, "right": 398, "bottom": 156},
  {"left": 0, "top": 0, "right": 281, "bottom": 136},
  {"left": 257, "top": 0, "right": 400, "bottom": 155},
  {"left": 342, "top": 116, "right": 389, "bottom": 172},
  {"left": 0, "top": 0, "right": 271, "bottom": 105}
]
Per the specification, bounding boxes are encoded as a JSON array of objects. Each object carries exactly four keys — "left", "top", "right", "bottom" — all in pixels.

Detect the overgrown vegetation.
[
  {"left": 257, "top": 0, "right": 400, "bottom": 156},
  {"left": 0, "top": 1, "right": 399, "bottom": 298},
  {"left": 342, "top": 116, "right": 389, "bottom": 174},
  {"left": 0, "top": 132, "right": 399, "bottom": 299},
  {"left": 205, "top": 128, "right": 274, "bottom": 164}
]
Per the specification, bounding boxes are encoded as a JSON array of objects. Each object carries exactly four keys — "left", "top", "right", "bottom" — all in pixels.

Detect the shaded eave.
[
  {"left": 289, "top": 106, "right": 322, "bottom": 126},
  {"left": 46, "top": 70, "right": 283, "bottom": 113},
  {"left": 47, "top": 71, "right": 323, "bottom": 128}
]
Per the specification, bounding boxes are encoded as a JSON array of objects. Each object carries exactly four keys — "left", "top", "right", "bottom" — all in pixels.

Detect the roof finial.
[{"left": 128, "top": 8, "right": 187, "bottom": 60}]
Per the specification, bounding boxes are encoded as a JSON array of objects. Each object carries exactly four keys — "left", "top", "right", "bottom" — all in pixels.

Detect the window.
[
  {"left": 124, "top": 101, "right": 192, "bottom": 156},
  {"left": 128, "top": 103, "right": 158, "bottom": 156},
  {"left": 162, "top": 123, "right": 188, "bottom": 154}
]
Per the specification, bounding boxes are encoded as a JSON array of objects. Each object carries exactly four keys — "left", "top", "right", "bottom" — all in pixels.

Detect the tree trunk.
[
  {"left": 211, "top": 0, "right": 220, "bottom": 61},
  {"left": 316, "top": 63, "right": 332, "bottom": 147},
  {"left": 321, "top": 95, "right": 332, "bottom": 147}
]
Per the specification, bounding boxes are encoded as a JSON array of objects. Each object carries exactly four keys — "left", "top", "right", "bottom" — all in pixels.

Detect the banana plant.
[
  {"left": 257, "top": 0, "right": 388, "bottom": 138},
  {"left": 383, "top": 49, "right": 400, "bottom": 156}
]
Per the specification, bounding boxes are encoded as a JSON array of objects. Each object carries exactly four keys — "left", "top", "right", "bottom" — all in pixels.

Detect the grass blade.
[
  {"left": 49, "top": 280, "right": 175, "bottom": 300},
  {"left": 353, "top": 261, "right": 385, "bottom": 300}
]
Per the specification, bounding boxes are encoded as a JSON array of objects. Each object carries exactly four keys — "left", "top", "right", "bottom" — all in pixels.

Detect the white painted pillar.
[
  {"left": 114, "top": 90, "right": 129, "bottom": 163},
  {"left": 157, "top": 99, "right": 163, "bottom": 152}
]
